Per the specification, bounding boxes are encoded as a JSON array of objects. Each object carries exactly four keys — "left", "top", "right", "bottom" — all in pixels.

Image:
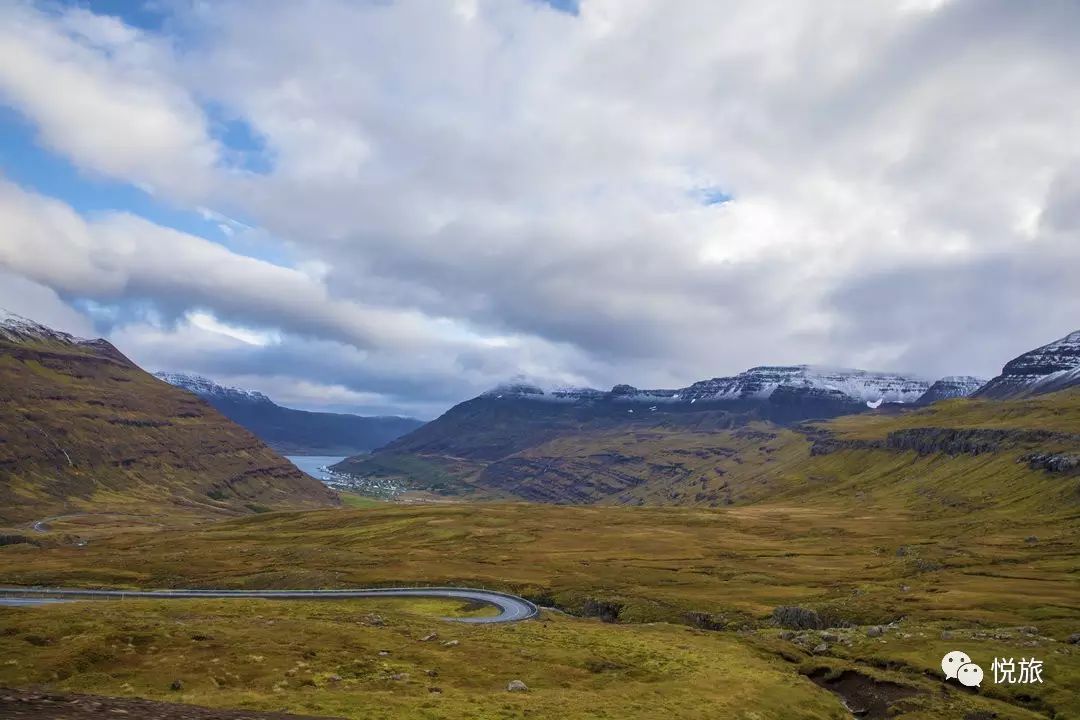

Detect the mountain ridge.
[
  {"left": 155, "top": 372, "right": 425, "bottom": 456},
  {"left": 915, "top": 375, "right": 987, "bottom": 405},
  {"left": 0, "top": 312, "right": 338, "bottom": 524},
  {"left": 485, "top": 364, "right": 932, "bottom": 407},
  {"left": 332, "top": 330, "right": 1080, "bottom": 504},
  {"left": 975, "top": 329, "right": 1080, "bottom": 399},
  {"left": 330, "top": 363, "right": 937, "bottom": 495}
]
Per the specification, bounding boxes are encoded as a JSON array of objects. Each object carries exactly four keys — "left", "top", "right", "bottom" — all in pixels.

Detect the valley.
[
  {"left": 2, "top": 316, "right": 1079, "bottom": 719},
  {"left": 2, "top": 498, "right": 1077, "bottom": 718}
]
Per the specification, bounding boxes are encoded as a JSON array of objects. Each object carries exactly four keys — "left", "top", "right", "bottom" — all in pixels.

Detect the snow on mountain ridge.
[
  {"left": 975, "top": 329, "right": 1080, "bottom": 399},
  {"left": 484, "top": 365, "right": 930, "bottom": 406},
  {"left": 916, "top": 375, "right": 987, "bottom": 404},
  {"left": 679, "top": 365, "right": 929, "bottom": 403},
  {"left": 0, "top": 309, "right": 92, "bottom": 345},
  {"left": 155, "top": 372, "right": 272, "bottom": 404}
]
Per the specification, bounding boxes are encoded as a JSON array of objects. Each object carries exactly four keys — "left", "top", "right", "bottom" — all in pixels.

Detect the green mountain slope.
[{"left": 333, "top": 387, "right": 1080, "bottom": 513}]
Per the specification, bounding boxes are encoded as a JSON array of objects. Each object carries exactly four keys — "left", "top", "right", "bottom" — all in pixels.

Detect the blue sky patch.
[
  {"left": 205, "top": 102, "right": 275, "bottom": 175},
  {"left": 695, "top": 186, "right": 733, "bottom": 206},
  {"left": 60, "top": 0, "right": 168, "bottom": 31},
  {"left": 538, "top": 0, "right": 579, "bottom": 15}
]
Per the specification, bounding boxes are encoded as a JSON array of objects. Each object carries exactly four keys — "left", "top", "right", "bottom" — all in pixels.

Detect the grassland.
[
  {"left": 1, "top": 392, "right": 1078, "bottom": 717},
  {"left": 1, "top": 498, "right": 1077, "bottom": 717},
  {"left": 2, "top": 597, "right": 1068, "bottom": 719}
]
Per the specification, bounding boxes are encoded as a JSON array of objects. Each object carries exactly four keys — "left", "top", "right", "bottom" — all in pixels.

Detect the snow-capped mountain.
[
  {"left": 156, "top": 371, "right": 424, "bottom": 455},
  {"left": 155, "top": 372, "right": 272, "bottom": 405},
  {"left": 484, "top": 365, "right": 930, "bottom": 409},
  {"left": 675, "top": 366, "right": 929, "bottom": 405},
  {"left": 916, "top": 376, "right": 988, "bottom": 405},
  {"left": 1, "top": 309, "right": 129, "bottom": 362},
  {"left": 975, "top": 330, "right": 1080, "bottom": 399},
  {"left": 0, "top": 309, "right": 85, "bottom": 344}
]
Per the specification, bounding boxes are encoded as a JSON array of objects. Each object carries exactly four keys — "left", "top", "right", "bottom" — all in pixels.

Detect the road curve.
[{"left": 0, "top": 586, "right": 538, "bottom": 624}]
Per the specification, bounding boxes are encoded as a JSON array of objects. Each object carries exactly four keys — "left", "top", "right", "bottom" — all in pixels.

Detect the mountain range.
[
  {"left": 5, "top": 307, "right": 1079, "bottom": 517},
  {"left": 0, "top": 311, "right": 337, "bottom": 525},
  {"left": 335, "top": 365, "right": 954, "bottom": 472},
  {"left": 333, "top": 329, "right": 1080, "bottom": 503},
  {"left": 155, "top": 372, "right": 424, "bottom": 456}
]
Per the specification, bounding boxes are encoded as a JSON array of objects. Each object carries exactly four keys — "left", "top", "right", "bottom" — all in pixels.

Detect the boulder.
[{"left": 507, "top": 680, "right": 529, "bottom": 692}]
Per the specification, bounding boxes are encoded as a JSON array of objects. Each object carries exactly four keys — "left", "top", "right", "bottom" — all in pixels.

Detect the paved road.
[{"left": 0, "top": 586, "right": 538, "bottom": 623}]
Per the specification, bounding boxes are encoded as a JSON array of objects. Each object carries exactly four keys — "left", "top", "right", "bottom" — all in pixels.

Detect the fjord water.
[{"left": 285, "top": 455, "right": 346, "bottom": 481}]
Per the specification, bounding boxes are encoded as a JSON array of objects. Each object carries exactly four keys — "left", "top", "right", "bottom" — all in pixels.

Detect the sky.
[{"left": 0, "top": 0, "right": 1078, "bottom": 419}]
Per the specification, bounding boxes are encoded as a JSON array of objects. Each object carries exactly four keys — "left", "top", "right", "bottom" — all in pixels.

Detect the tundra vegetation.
[{"left": 2, "top": 388, "right": 1079, "bottom": 718}]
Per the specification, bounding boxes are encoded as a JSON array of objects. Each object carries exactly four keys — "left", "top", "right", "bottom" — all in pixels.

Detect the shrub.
[
  {"left": 581, "top": 598, "right": 623, "bottom": 623},
  {"left": 771, "top": 606, "right": 822, "bottom": 630}
]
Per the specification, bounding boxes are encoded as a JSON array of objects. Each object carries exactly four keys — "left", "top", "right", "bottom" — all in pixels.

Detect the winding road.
[{"left": 0, "top": 586, "right": 538, "bottom": 624}]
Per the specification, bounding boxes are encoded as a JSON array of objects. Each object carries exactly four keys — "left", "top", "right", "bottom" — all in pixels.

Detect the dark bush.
[
  {"left": 771, "top": 606, "right": 823, "bottom": 630},
  {"left": 581, "top": 598, "right": 623, "bottom": 623},
  {"left": 684, "top": 611, "right": 726, "bottom": 630}
]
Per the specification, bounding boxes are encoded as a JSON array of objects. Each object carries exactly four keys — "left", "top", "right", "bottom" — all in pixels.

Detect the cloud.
[
  {"left": 0, "top": 269, "right": 95, "bottom": 337},
  {"left": 106, "top": 313, "right": 600, "bottom": 418},
  {"left": 0, "top": 3, "right": 218, "bottom": 199},
  {"left": 0, "top": 177, "right": 456, "bottom": 353},
  {"left": 2, "top": 0, "right": 1080, "bottom": 414}
]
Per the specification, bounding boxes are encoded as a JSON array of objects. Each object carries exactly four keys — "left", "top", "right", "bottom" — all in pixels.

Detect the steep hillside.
[
  {"left": 156, "top": 372, "right": 424, "bottom": 455},
  {"left": 0, "top": 313, "right": 338, "bottom": 525},
  {"left": 976, "top": 329, "right": 1080, "bottom": 398}
]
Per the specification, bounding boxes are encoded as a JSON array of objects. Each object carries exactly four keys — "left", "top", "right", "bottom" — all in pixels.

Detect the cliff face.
[{"left": 0, "top": 313, "right": 338, "bottom": 524}]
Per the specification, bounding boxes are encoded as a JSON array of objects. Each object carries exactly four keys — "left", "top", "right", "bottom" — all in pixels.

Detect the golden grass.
[{"left": 3, "top": 598, "right": 1063, "bottom": 720}]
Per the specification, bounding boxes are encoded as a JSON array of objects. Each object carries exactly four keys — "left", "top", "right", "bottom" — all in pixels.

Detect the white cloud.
[
  {"left": 2, "top": 0, "right": 1080, "bottom": 411},
  {"left": 186, "top": 310, "right": 281, "bottom": 347},
  {"left": 0, "top": 269, "right": 94, "bottom": 337},
  {"left": 0, "top": 3, "right": 218, "bottom": 199}
]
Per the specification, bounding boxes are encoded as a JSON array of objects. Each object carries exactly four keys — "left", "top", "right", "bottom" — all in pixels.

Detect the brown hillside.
[{"left": 0, "top": 326, "right": 337, "bottom": 526}]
